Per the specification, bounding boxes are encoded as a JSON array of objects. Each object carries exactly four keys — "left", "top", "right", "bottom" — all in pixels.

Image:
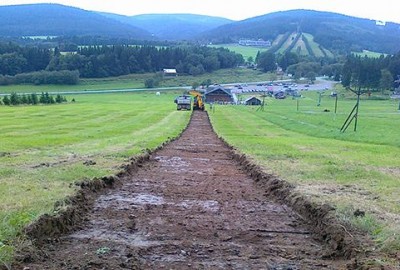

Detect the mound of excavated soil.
[{"left": 12, "top": 111, "right": 378, "bottom": 269}]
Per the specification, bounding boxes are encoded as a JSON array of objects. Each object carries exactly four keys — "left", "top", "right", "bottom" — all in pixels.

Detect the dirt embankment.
[{"left": 12, "top": 111, "right": 380, "bottom": 269}]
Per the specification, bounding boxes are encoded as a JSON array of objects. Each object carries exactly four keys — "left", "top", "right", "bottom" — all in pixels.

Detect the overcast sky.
[{"left": 1, "top": 0, "right": 398, "bottom": 23}]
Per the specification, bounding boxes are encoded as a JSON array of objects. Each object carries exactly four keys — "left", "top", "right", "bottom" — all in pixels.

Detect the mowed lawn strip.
[
  {"left": 0, "top": 92, "right": 190, "bottom": 264},
  {"left": 0, "top": 68, "right": 277, "bottom": 95},
  {"left": 209, "top": 93, "right": 400, "bottom": 255}
]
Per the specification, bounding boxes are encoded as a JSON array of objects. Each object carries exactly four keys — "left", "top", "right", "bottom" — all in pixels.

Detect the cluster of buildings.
[
  {"left": 202, "top": 85, "right": 262, "bottom": 106},
  {"left": 238, "top": 39, "right": 271, "bottom": 47},
  {"left": 163, "top": 68, "right": 263, "bottom": 106}
]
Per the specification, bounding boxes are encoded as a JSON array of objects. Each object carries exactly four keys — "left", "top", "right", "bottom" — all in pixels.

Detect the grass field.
[
  {"left": 0, "top": 74, "right": 154, "bottom": 94},
  {"left": 209, "top": 44, "right": 269, "bottom": 61},
  {"left": 209, "top": 91, "right": 400, "bottom": 255},
  {"left": 352, "top": 50, "right": 387, "bottom": 58},
  {"left": 302, "top": 33, "right": 331, "bottom": 57},
  {"left": 2, "top": 81, "right": 399, "bottom": 265},
  {"left": 0, "top": 68, "right": 276, "bottom": 95},
  {"left": 0, "top": 92, "right": 190, "bottom": 264}
]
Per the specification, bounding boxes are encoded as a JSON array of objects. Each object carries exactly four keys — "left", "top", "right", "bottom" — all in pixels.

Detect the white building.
[{"left": 239, "top": 39, "right": 271, "bottom": 47}]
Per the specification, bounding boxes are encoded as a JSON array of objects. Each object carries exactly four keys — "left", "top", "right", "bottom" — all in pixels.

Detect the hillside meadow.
[
  {"left": 209, "top": 44, "right": 269, "bottom": 61},
  {"left": 208, "top": 91, "right": 400, "bottom": 257},
  {"left": 0, "top": 92, "right": 190, "bottom": 264},
  {"left": 0, "top": 68, "right": 276, "bottom": 95},
  {"left": 1, "top": 86, "right": 399, "bottom": 265}
]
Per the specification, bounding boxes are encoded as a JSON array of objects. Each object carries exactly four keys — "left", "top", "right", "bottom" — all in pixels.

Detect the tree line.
[
  {"left": 49, "top": 45, "right": 243, "bottom": 78},
  {"left": 0, "top": 42, "right": 51, "bottom": 75},
  {"left": 0, "top": 42, "right": 244, "bottom": 85},
  {"left": 256, "top": 50, "right": 400, "bottom": 92},
  {"left": 0, "top": 70, "right": 79, "bottom": 86},
  {"left": 1, "top": 92, "right": 68, "bottom": 106},
  {"left": 342, "top": 54, "right": 400, "bottom": 92}
]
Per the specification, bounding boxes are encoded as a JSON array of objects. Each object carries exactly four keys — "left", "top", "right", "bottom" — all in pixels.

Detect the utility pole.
[
  {"left": 257, "top": 91, "right": 266, "bottom": 111},
  {"left": 340, "top": 87, "right": 362, "bottom": 133},
  {"left": 334, "top": 93, "right": 338, "bottom": 114},
  {"left": 354, "top": 86, "right": 361, "bottom": 131},
  {"left": 317, "top": 91, "right": 323, "bottom": 106}
]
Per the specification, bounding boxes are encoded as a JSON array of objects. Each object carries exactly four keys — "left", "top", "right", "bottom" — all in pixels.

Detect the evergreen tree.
[
  {"left": 380, "top": 69, "right": 394, "bottom": 94},
  {"left": 20, "top": 94, "right": 28, "bottom": 104},
  {"left": 10, "top": 92, "right": 20, "bottom": 105},
  {"left": 2, "top": 95, "right": 10, "bottom": 105},
  {"left": 31, "top": 93, "right": 38, "bottom": 105},
  {"left": 27, "top": 95, "right": 32, "bottom": 104},
  {"left": 44, "top": 92, "right": 50, "bottom": 104},
  {"left": 39, "top": 92, "right": 46, "bottom": 104},
  {"left": 55, "top": 94, "right": 63, "bottom": 103}
]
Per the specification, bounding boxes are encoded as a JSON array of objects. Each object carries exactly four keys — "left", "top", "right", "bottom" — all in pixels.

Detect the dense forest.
[
  {"left": 50, "top": 45, "right": 244, "bottom": 77},
  {"left": 0, "top": 42, "right": 243, "bottom": 85},
  {"left": 341, "top": 54, "right": 400, "bottom": 92},
  {"left": 254, "top": 49, "right": 400, "bottom": 92},
  {"left": 2, "top": 38, "right": 400, "bottom": 92}
]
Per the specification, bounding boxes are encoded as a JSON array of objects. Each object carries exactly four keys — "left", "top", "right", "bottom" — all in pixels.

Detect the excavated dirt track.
[{"left": 14, "top": 111, "right": 358, "bottom": 269}]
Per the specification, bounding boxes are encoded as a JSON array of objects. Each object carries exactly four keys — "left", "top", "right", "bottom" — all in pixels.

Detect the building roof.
[
  {"left": 244, "top": 96, "right": 261, "bottom": 103},
  {"left": 163, "top": 68, "right": 177, "bottom": 74},
  {"left": 205, "top": 85, "right": 232, "bottom": 96}
]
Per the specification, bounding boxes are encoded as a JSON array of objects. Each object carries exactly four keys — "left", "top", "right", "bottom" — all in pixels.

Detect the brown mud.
[{"left": 12, "top": 111, "right": 379, "bottom": 269}]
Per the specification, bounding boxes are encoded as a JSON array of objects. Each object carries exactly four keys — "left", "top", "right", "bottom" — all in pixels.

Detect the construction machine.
[{"left": 188, "top": 90, "right": 205, "bottom": 111}]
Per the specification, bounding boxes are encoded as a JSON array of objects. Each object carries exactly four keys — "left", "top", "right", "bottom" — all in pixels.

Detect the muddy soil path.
[{"left": 18, "top": 111, "right": 351, "bottom": 269}]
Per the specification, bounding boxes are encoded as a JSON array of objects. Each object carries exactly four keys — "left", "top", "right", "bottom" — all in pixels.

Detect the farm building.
[
  {"left": 205, "top": 85, "right": 234, "bottom": 103},
  {"left": 244, "top": 96, "right": 262, "bottom": 106},
  {"left": 162, "top": 68, "right": 177, "bottom": 77}
]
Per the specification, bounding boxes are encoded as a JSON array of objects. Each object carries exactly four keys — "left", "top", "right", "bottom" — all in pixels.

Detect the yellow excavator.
[{"left": 188, "top": 90, "right": 205, "bottom": 111}]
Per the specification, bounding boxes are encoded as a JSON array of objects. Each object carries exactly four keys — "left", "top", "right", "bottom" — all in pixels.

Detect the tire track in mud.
[{"left": 16, "top": 111, "right": 353, "bottom": 269}]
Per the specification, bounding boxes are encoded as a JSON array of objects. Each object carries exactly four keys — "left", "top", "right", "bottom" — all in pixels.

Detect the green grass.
[
  {"left": 228, "top": 32, "right": 334, "bottom": 58},
  {"left": 0, "top": 92, "right": 190, "bottom": 265},
  {"left": 292, "top": 37, "right": 308, "bottom": 56},
  {"left": 0, "top": 73, "right": 154, "bottom": 94},
  {"left": 302, "top": 33, "right": 333, "bottom": 58},
  {"left": 209, "top": 44, "right": 268, "bottom": 61},
  {"left": 209, "top": 91, "right": 400, "bottom": 255},
  {"left": 0, "top": 68, "right": 276, "bottom": 95},
  {"left": 352, "top": 50, "right": 387, "bottom": 58},
  {"left": 162, "top": 68, "right": 278, "bottom": 86},
  {"left": 276, "top": 33, "right": 298, "bottom": 54}
]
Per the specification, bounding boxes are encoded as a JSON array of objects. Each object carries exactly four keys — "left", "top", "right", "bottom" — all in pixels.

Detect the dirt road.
[{"left": 16, "top": 111, "right": 353, "bottom": 269}]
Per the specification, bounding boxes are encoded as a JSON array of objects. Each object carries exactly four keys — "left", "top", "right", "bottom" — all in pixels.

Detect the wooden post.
[{"left": 334, "top": 94, "right": 338, "bottom": 114}]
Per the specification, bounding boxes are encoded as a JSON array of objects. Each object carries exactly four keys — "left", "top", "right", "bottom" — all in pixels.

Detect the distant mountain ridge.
[
  {"left": 0, "top": 4, "right": 152, "bottom": 39},
  {"left": 100, "top": 13, "right": 233, "bottom": 40},
  {"left": 199, "top": 9, "right": 400, "bottom": 54},
  {"left": 1, "top": 4, "right": 400, "bottom": 55}
]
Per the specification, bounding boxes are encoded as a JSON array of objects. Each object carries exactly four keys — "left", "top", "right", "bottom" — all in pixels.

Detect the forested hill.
[
  {"left": 199, "top": 9, "right": 400, "bottom": 54},
  {"left": 99, "top": 13, "right": 233, "bottom": 40},
  {"left": 3, "top": 4, "right": 400, "bottom": 55},
  {"left": 0, "top": 4, "right": 152, "bottom": 39}
]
